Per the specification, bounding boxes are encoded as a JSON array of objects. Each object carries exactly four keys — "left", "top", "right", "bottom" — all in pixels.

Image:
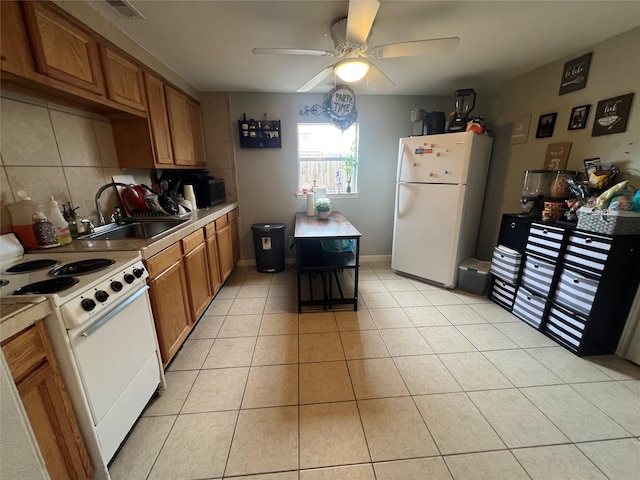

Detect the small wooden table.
[{"left": 293, "top": 212, "right": 362, "bottom": 313}]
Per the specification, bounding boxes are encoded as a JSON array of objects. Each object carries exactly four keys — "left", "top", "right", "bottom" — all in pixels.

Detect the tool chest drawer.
[
  {"left": 489, "top": 277, "right": 517, "bottom": 311},
  {"left": 553, "top": 268, "right": 600, "bottom": 318},
  {"left": 490, "top": 245, "right": 522, "bottom": 283},
  {"left": 521, "top": 254, "right": 556, "bottom": 297},
  {"left": 525, "top": 222, "right": 567, "bottom": 260},
  {"left": 512, "top": 286, "right": 547, "bottom": 329}
]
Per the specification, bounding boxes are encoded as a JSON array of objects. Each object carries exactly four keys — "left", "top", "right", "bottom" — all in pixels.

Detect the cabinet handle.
[
  {"left": 510, "top": 222, "right": 516, "bottom": 229},
  {"left": 543, "top": 229, "right": 548, "bottom": 234},
  {"left": 527, "top": 295, "right": 532, "bottom": 300},
  {"left": 533, "top": 264, "right": 539, "bottom": 269},
  {"left": 585, "top": 238, "right": 592, "bottom": 244},
  {"left": 573, "top": 278, "right": 580, "bottom": 284}
]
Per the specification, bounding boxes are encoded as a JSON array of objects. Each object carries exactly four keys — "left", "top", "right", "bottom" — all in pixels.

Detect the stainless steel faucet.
[{"left": 95, "top": 182, "right": 131, "bottom": 225}]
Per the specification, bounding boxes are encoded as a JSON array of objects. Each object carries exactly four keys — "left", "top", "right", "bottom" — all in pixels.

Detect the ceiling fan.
[{"left": 252, "top": 0, "right": 460, "bottom": 92}]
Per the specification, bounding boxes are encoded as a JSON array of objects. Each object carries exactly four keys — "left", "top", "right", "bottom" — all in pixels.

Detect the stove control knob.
[
  {"left": 81, "top": 298, "right": 96, "bottom": 311},
  {"left": 124, "top": 273, "right": 135, "bottom": 284},
  {"left": 133, "top": 267, "right": 145, "bottom": 278},
  {"left": 95, "top": 290, "right": 109, "bottom": 303},
  {"left": 110, "top": 281, "right": 123, "bottom": 292}
]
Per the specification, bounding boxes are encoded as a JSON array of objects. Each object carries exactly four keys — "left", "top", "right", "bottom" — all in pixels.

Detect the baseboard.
[{"left": 238, "top": 255, "right": 391, "bottom": 268}]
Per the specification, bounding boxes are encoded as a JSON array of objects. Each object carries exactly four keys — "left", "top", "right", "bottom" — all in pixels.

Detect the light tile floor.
[{"left": 109, "top": 262, "right": 640, "bottom": 480}]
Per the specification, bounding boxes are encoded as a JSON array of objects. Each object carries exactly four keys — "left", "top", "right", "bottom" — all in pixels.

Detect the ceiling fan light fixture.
[{"left": 334, "top": 60, "right": 370, "bottom": 83}]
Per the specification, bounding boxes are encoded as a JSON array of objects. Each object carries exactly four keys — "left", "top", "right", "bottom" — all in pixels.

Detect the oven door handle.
[{"left": 80, "top": 286, "right": 150, "bottom": 337}]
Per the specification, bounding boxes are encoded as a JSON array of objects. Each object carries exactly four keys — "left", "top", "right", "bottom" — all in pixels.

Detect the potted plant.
[
  {"left": 343, "top": 142, "right": 358, "bottom": 193},
  {"left": 315, "top": 196, "right": 331, "bottom": 219}
]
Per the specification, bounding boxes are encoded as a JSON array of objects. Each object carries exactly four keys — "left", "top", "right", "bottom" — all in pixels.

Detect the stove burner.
[
  {"left": 0, "top": 280, "right": 9, "bottom": 288},
  {"left": 50, "top": 258, "right": 115, "bottom": 276},
  {"left": 14, "top": 277, "right": 80, "bottom": 295},
  {"left": 6, "top": 259, "right": 58, "bottom": 274}
]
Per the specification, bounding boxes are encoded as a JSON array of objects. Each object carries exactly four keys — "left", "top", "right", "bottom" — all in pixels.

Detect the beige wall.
[
  {"left": 0, "top": 90, "right": 153, "bottom": 233},
  {"left": 475, "top": 27, "right": 640, "bottom": 259}
]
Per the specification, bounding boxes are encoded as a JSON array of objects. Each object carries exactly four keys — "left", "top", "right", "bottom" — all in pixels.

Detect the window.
[{"left": 297, "top": 123, "right": 358, "bottom": 193}]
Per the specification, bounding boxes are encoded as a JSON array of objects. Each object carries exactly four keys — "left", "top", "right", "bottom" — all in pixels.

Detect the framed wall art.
[
  {"left": 559, "top": 52, "right": 592, "bottom": 95},
  {"left": 591, "top": 92, "right": 634, "bottom": 137},
  {"left": 568, "top": 104, "right": 591, "bottom": 130},
  {"left": 510, "top": 114, "right": 532, "bottom": 144},
  {"left": 536, "top": 112, "right": 557, "bottom": 138},
  {"left": 544, "top": 142, "right": 572, "bottom": 170}
]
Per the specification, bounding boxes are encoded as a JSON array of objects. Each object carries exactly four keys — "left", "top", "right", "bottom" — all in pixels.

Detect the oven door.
[{"left": 67, "top": 286, "right": 162, "bottom": 461}]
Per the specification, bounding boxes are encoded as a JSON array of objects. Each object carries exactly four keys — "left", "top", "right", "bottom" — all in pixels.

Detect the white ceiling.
[{"left": 88, "top": 0, "right": 640, "bottom": 95}]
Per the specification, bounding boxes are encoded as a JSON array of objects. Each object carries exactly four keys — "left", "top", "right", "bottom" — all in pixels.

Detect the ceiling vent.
[{"left": 104, "top": 0, "right": 145, "bottom": 19}]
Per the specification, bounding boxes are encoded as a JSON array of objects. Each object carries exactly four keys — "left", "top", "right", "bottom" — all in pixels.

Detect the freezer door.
[
  {"left": 392, "top": 183, "right": 465, "bottom": 287},
  {"left": 397, "top": 133, "right": 470, "bottom": 184}
]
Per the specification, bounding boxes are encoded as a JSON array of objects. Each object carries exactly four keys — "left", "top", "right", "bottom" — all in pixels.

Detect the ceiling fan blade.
[
  {"left": 369, "top": 37, "right": 460, "bottom": 59},
  {"left": 365, "top": 62, "right": 395, "bottom": 91},
  {"left": 346, "top": 0, "right": 380, "bottom": 44},
  {"left": 297, "top": 66, "right": 334, "bottom": 92},
  {"left": 252, "top": 48, "right": 334, "bottom": 57}
]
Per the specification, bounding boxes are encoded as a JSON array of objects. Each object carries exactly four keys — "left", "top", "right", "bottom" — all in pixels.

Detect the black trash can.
[{"left": 251, "top": 223, "right": 286, "bottom": 273}]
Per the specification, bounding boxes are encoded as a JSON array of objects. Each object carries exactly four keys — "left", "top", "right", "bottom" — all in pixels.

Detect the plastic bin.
[
  {"left": 251, "top": 223, "right": 286, "bottom": 273},
  {"left": 458, "top": 258, "right": 492, "bottom": 295}
]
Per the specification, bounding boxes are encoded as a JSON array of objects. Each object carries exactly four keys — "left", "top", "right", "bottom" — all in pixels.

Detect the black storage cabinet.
[{"left": 251, "top": 223, "right": 286, "bottom": 273}]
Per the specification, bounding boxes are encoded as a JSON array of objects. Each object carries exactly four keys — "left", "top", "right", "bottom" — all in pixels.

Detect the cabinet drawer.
[
  {"left": 512, "top": 286, "right": 547, "bottom": 329},
  {"left": 490, "top": 278, "right": 517, "bottom": 311},
  {"left": 521, "top": 254, "right": 556, "bottom": 297},
  {"left": 563, "top": 231, "right": 612, "bottom": 276},
  {"left": 146, "top": 243, "right": 183, "bottom": 279},
  {"left": 228, "top": 208, "right": 238, "bottom": 221},
  {"left": 2, "top": 323, "right": 47, "bottom": 382},
  {"left": 554, "top": 268, "right": 599, "bottom": 318},
  {"left": 182, "top": 229, "right": 204, "bottom": 254},
  {"left": 215, "top": 214, "right": 229, "bottom": 230},
  {"left": 205, "top": 222, "right": 215, "bottom": 239},
  {"left": 525, "top": 222, "right": 566, "bottom": 260},
  {"left": 545, "top": 303, "right": 587, "bottom": 351},
  {"left": 490, "top": 245, "right": 522, "bottom": 283}
]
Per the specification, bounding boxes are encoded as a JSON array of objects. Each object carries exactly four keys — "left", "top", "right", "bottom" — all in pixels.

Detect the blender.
[
  {"left": 448, "top": 88, "right": 476, "bottom": 132},
  {"left": 520, "top": 169, "right": 554, "bottom": 218}
]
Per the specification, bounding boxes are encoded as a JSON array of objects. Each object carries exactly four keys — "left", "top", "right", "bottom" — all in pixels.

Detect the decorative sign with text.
[
  {"left": 591, "top": 93, "right": 634, "bottom": 137},
  {"left": 559, "top": 52, "right": 592, "bottom": 95},
  {"left": 544, "top": 142, "right": 572, "bottom": 170}
]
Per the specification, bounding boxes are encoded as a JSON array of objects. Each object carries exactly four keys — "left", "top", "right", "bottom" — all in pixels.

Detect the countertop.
[
  {"left": 39, "top": 201, "right": 239, "bottom": 260},
  {"left": 0, "top": 296, "right": 52, "bottom": 343}
]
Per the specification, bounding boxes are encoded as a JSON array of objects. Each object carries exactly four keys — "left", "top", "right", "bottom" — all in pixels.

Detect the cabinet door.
[
  {"left": 206, "top": 232, "right": 223, "bottom": 295},
  {"left": 188, "top": 99, "right": 208, "bottom": 167},
  {"left": 184, "top": 242, "right": 213, "bottom": 320},
  {"left": 165, "top": 85, "right": 195, "bottom": 166},
  {"left": 23, "top": 2, "right": 105, "bottom": 95},
  {"left": 148, "top": 260, "right": 192, "bottom": 366},
  {"left": 144, "top": 72, "right": 174, "bottom": 166},
  {"left": 0, "top": 0, "right": 34, "bottom": 77},
  {"left": 230, "top": 210, "right": 240, "bottom": 267},
  {"left": 3, "top": 322, "right": 93, "bottom": 480},
  {"left": 217, "top": 225, "right": 234, "bottom": 282},
  {"left": 100, "top": 45, "right": 146, "bottom": 112}
]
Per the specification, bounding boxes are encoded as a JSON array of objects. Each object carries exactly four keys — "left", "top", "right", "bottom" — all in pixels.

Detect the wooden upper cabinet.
[
  {"left": 165, "top": 85, "right": 196, "bottom": 166},
  {"left": 144, "top": 72, "right": 175, "bottom": 166},
  {"left": 188, "top": 99, "right": 208, "bottom": 167},
  {"left": 22, "top": 1, "right": 105, "bottom": 95},
  {"left": 0, "top": 0, "right": 34, "bottom": 77},
  {"left": 100, "top": 45, "right": 146, "bottom": 112}
]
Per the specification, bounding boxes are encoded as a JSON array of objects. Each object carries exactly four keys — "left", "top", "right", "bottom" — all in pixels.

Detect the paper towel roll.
[
  {"left": 184, "top": 185, "right": 198, "bottom": 210},
  {"left": 307, "top": 193, "right": 315, "bottom": 216}
]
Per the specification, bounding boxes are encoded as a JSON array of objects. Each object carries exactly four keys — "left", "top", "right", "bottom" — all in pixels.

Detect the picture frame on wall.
[
  {"left": 510, "top": 114, "right": 532, "bottom": 144},
  {"left": 591, "top": 92, "right": 634, "bottom": 137},
  {"left": 544, "top": 142, "right": 572, "bottom": 170},
  {"left": 536, "top": 113, "right": 557, "bottom": 138},
  {"left": 568, "top": 105, "right": 591, "bottom": 130},
  {"left": 559, "top": 52, "right": 592, "bottom": 95}
]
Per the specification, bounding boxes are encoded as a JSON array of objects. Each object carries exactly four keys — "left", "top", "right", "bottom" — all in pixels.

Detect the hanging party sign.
[{"left": 299, "top": 84, "right": 358, "bottom": 131}]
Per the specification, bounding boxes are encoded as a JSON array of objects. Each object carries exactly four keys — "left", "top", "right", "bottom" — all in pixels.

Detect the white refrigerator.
[{"left": 391, "top": 131, "right": 493, "bottom": 288}]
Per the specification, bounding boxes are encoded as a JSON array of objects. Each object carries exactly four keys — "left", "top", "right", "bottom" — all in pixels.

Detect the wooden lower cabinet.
[
  {"left": 206, "top": 223, "right": 223, "bottom": 295},
  {"left": 216, "top": 215, "right": 234, "bottom": 282},
  {"left": 2, "top": 321, "right": 93, "bottom": 480},
  {"left": 182, "top": 229, "right": 213, "bottom": 320},
  {"left": 146, "top": 243, "right": 192, "bottom": 367},
  {"left": 229, "top": 208, "right": 240, "bottom": 267}
]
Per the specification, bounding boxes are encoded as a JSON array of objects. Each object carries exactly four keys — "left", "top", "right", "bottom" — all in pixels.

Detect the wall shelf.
[{"left": 238, "top": 119, "right": 281, "bottom": 149}]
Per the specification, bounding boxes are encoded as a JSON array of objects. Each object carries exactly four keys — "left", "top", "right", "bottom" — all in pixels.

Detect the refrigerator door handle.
[
  {"left": 397, "top": 143, "right": 410, "bottom": 182},
  {"left": 396, "top": 183, "right": 404, "bottom": 219}
]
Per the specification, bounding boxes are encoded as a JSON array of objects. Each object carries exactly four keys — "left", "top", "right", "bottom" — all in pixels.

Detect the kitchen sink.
[{"left": 79, "top": 219, "right": 188, "bottom": 240}]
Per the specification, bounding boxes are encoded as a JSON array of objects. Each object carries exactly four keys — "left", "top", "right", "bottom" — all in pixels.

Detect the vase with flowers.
[{"left": 315, "top": 197, "right": 331, "bottom": 219}]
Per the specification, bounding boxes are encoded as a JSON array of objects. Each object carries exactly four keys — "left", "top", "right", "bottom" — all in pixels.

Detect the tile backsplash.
[{"left": 0, "top": 90, "right": 152, "bottom": 234}]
